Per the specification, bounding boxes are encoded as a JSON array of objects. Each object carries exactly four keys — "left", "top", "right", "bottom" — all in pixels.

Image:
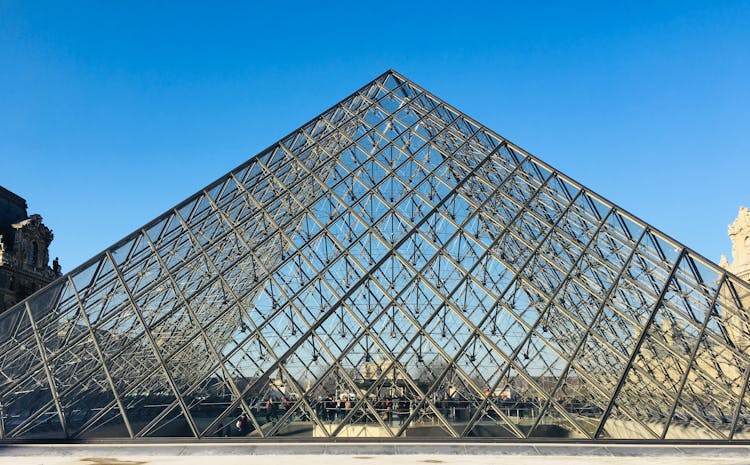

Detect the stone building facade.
[
  {"left": 721, "top": 206, "right": 750, "bottom": 282},
  {"left": 719, "top": 206, "right": 750, "bottom": 352},
  {"left": 0, "top": 186, "right": 61, "bottom": 313}
]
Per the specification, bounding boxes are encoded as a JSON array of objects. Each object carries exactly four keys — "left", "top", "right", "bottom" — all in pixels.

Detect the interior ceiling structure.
[{"left": 2, "top": 70, "right": 750, "bottom": 441}]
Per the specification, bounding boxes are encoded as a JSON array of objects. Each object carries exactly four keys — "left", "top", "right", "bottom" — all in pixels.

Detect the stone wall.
[{"left": 0, "top": 186, "right": 61, "bottom": 313}]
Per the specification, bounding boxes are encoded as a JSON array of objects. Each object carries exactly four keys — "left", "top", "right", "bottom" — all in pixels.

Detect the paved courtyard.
[
  {"left": 3, "top": 454, "right": 750, "bottom": 465},
  {"left": 2, "top": 443, "right": 750, "bottom": 465}
]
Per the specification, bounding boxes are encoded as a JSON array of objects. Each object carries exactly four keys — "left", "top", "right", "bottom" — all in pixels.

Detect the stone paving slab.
[
  {"left": 2, "top": 453, "right": 750, "bottom": 465},
  {"left": 3, "top": 442, "right": 750, "bottom": 458}
]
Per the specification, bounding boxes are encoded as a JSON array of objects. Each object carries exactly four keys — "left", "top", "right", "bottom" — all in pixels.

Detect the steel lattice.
[{"left": 1, "top": 70, "right": 750, "bottom": 441}]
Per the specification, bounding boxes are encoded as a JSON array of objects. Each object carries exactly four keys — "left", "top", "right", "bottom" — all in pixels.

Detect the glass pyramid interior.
[{"left": 2, "top": 70, "right": 750, "bottom": 441}]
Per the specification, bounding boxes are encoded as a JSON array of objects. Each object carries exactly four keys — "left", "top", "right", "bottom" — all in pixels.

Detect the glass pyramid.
[{"left": 2, "top": 70, "right": 750, "bottom": 441}]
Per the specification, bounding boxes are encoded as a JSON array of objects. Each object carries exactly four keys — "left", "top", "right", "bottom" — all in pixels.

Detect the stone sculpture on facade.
[
  {"left": 721, "top": 206, "right": 750, "bottom": 282},
  {"left": 0, "top": 186, "right": 61, "bottom": 313},
  {"left": 720, "top": 206, "right": 750, "bottom": 356}
]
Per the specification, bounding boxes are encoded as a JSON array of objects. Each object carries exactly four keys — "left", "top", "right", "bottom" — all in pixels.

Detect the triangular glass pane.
[
  {"left": 731, "top": 371, "right": 750, "bottom": 440},
  {"left": 261, "top": 397, "right": 319, "bottom": 438},
  {"left": 144, "top": 404, "right": 194, "bottom": 438},
  {"left": 76, "top": 406, "right": 130, "bottom": 439},
  {"left": 600, "top": 404, "right": 659, "bottom": 440},
  {"left": 665, "top": 400, "right": 725, "bottom": 440},
  {"left": 465, "top": 406, "right": 520, "bottom": 439},
  {"left": 11, "top": 402, "right": 65, "bottom": 440},
  {"left": 527, "top": 403, "right": 589, "bottom": 439},
  {"left": 1, "top": 368, "right": 56, "bottom": 439},
  {"left": 125, "top": 370, "right": 179, "bottom": 437},
  {"left": 236, "top": 367, "right": 294, "bottom": 437},
  {"left": 52, "top": 332, "right": 122, "bottom": 436}
]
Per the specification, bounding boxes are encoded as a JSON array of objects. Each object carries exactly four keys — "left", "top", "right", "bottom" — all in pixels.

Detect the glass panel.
[{"left": 3, "top": 71, "right": 746, "bottom": 442}]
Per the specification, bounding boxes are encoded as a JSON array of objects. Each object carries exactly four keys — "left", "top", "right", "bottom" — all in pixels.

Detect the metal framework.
[{"left": 2, "top": 70, "right": 750, "bottom": 441}]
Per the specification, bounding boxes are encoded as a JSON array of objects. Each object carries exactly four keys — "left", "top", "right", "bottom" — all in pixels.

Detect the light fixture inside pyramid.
[{"left": 1, "top": 70, "right": 749, "bottom": 441}]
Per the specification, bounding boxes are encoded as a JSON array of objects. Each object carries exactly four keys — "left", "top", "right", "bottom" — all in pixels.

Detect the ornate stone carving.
[
  {"left": 0, "top": 187, "right": 61, "bottom": 313},
  {"left": 723, "top": 206, "right": 750, "bottom": 281},
  {"left": 720, "top": 206, "right": 750, "bottom": 353}
]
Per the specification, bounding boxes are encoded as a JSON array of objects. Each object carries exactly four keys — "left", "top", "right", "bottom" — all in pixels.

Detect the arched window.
[{"left": 29, "top": 241, "right": 38, "bottom": 266}]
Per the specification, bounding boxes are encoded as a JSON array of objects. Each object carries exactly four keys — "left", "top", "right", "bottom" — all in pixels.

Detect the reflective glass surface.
[{"left": 1, "top": 70, "right": 749, "bottom": 440}]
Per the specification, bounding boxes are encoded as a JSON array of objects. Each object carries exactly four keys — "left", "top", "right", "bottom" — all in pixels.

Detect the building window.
[{"left": 29, "top": 241, "right": 38, "bottom": 267}]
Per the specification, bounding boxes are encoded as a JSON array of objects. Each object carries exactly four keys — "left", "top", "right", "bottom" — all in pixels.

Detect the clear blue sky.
[{"left": 1, "top": 1, "right": 748, "bottom": 272}]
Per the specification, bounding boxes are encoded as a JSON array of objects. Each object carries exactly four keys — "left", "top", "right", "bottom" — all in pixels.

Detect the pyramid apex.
[{"left": 383, "top": 68, "right": 404, "bottom": 79}]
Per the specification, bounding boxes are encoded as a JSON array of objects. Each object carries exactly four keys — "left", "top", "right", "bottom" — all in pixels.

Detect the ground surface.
[
  {"left": 2, "top": 444, "right": 750, "bottom": 465},
  {"left": 3, "top": 455, "right": 750, "bottom": 465}
]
